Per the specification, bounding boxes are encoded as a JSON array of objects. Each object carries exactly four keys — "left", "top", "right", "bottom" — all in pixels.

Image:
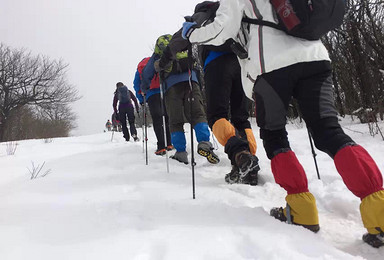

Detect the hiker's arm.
[
  {"left": 168, "top": 29, "right": 189, "bottom": 54},
  {"left": 133, "top": 70, "right": 144, "bottom": 104},
  {"left": 113, "top": 93, "right": 118, "bottom": 114},
  {"left": 129, "top": 90, "right": 140, "bottom": 112},
  {"left": 189, "top": 0, "right": 243, "bottom": 45},
  {"left": 141, "top": 54, "right": 156, "bottom": 94}
]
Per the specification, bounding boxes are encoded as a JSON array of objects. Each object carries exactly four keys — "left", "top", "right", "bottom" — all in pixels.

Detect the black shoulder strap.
[{"left": 242, "top": 16, "right": 284, "bottom": 31}]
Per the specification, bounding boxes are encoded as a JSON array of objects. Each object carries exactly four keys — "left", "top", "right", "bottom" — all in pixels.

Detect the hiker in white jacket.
[{"left": 183, "top": 0, "right": 384, "bottom": 247}]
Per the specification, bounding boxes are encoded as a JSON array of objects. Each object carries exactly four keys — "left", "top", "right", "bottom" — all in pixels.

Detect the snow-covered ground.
[{"left": 0, "top": 117, "right": 383, "bottom": 260}]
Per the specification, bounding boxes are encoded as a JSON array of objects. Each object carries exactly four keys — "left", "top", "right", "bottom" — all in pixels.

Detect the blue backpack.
[{"left": 117, "top": 86, "right": 131, "bottom": 104}]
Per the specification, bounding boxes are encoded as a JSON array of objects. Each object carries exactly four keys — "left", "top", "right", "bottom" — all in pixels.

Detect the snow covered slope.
[{"left": 0, "top": 118, "right": 383, "bottom": 259}]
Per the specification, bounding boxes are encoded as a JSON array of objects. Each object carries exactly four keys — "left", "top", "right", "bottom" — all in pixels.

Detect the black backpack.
[
  {"left": 117, "top": 86, "right": 131, "bottom": 104},
  {"left": 243, "top": 0, "right": 346, "bottom": 41},
  {"left": 155, "top": 33, "right": 191, "bottom": 75}
]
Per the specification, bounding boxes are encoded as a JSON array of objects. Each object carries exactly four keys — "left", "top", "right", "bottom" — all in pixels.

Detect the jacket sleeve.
[
  {"left": 141, "top": 54, "right": 157, "bottom": 94},
  {"left": 189, "top": 0, "right": 244, "bottom": 46},
  {"left": 113, "top": 93, "right": 118, "bottom": 114},
  {"left": 129, "top": 90, "right": 140, "bottom": 112},
  {"left": 133, "top": 70, "right": 144, "bottom": 104}
]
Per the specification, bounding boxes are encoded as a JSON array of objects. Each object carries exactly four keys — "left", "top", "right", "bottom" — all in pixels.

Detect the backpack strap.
[{"left": 242, "top": 16, "right": 284, "bottom": 32}]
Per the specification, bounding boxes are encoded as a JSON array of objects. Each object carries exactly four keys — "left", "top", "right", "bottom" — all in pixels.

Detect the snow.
[{"left": 0, "top": 117, "right": 383, "bottom": 260}]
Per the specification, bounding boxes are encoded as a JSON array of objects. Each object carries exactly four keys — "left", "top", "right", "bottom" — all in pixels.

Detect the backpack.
[
  {"left": 138, "top": 57, "right": 160, "bottom": 90},
  {"left": 243, "top": 0, "right": 346, "bottom": 41},
  {"left": 154, "top": 34, "right": 189, "bottom": 75},
  {"left": 117, "top": 86, "right": 131, "bottom": 104}
]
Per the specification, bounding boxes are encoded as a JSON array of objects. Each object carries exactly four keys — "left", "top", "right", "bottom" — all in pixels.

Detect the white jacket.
[{"left": 189, "top": 0, "right": 330, "bottom": 99}]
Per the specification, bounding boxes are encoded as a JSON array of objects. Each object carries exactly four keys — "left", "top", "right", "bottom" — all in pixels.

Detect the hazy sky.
[{"left": 0, "top": 0, "right": 203, "bottom": 135}]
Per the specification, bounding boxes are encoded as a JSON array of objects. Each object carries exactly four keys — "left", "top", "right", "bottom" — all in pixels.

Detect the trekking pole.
[
  {"left": 187, "top": 45, "right": 196, "bottom": 200},
  {"left": 307, "top": 128, "right": 321, "bottom": 180},
  {"left": 143, "top": 94, "right": 148, "bottom": 165},
  {"left": 286, "top": 203, "right": 292, "bottom": 224},
  {"left": 111, "top": 129, "right": 114, "bottom": 142},
  {"left": 160, "top": 72, "right": 170, "bottom": 173}
]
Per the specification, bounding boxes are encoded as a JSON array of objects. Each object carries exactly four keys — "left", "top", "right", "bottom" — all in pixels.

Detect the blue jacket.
[
  {"left": 133, "top": 70, "right": 160, "bottom": 103},
  {"left": 204, "top": 51, "right": 231, "bottom": 69}
]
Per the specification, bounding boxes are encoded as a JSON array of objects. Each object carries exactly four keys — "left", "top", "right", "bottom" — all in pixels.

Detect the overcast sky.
[{"left": 0, "top": 0, "right": 204, "bottom": 135}]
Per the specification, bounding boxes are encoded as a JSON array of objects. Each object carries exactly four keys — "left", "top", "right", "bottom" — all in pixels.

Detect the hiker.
[
  {"left": 113, "top": 82, "right": 140, "bottom": 142},
  {"left": 183, "top": 0, "right": 384, "bottom": 247},
  {"left": 133, "top": 57, "right": 173, "bottom": 155},
  {"left": 141, "top": 34, "right": 219, "bottom": 165},
  {"left": 111, "top": 112, "right": 122, "bottom": 132},
  {"left": 186, "top": 1, "right": 260, "bottom": 185},
  {"left": 105, "top": 120, "right": 112, "bottom": 131}
]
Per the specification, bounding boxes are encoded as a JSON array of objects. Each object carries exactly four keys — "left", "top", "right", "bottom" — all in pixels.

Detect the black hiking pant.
[
  {"left": 205, "top": 53, "right": 252, "bottom": 163},
  {"left": 253, "top": 61, "right": 354, "bottom": 159},
  {"left": 147, "top": 93, "right": 171, "bottom": 150},
  {"left": 205, "top": 53, "right": 251, "bottom": 130},
  {"left": 119, "top": 105, "right": 137, "bottom": 141}
]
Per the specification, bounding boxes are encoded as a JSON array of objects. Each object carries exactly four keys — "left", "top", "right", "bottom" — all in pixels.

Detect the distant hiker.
[
  {"left": 113, "top": 82, "right": 140, "bottom": 142},
  {"left": 134, "top": 57, "right": 173, "bottom": 155},
  {"left": 111, "top": 112, "right": 122, "bottom": 132},
  {"left": 141, "top": 34, "right": 219, "bottom": 165},
  {"left": 105, "top": 120, "right": 112, "bottom": 131},
  {"left": 186, "top": 1, "right": 260, "bottom": 185},
  {"left": 184, "top": 0, "right": 384, "bottom": 247}
]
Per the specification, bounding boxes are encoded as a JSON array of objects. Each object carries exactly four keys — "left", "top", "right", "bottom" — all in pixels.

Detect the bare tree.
[
  {"left": 322, "top": 1, "right": 384, "bottom": 122},
  {"left": 0, "top": 43, "right": 80, "bottom": 141}
]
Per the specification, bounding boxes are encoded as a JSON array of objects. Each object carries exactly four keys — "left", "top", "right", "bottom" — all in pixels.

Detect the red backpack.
[{"left": 137, "top": 57, "right": 160, "bottom": 90}]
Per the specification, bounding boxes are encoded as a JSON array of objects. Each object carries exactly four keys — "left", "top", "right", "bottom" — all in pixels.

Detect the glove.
[
  {"left": 182, "top": 21, "right": 197, "bottom": 40},
  {"left": 154, "top": 59, "right": 172, "bottom": 73}
]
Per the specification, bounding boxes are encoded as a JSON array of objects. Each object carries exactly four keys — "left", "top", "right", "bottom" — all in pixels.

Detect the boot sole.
[{"left": 197, "top": 149, "right": 220, "bottom": 164}]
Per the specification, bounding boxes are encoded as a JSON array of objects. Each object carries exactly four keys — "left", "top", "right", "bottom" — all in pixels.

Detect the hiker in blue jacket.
[
  {"left": 133, "top": 57, "right": 173, "bottom": 155},
  {"left": 141, "top": 34, "right": 219, "bottom": 165}
]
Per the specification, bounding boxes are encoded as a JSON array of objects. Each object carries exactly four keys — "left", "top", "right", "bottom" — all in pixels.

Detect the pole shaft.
[
  {"left": 159, "top": 72, "right": 170, "bottom": 173},
  {"left": 307, "top": 128, "right": 320, "bottom": 180}
]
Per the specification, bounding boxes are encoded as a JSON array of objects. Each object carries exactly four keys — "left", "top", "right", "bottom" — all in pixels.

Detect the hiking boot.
[
  {"left": 235, "top": 151, "right": 260, "bottom": 185},
  {"left": 241, "top": 171, "right": 258, "bottom": 186},
  {"left": 166, "top": 145, "right": 174, "bottom": 151},
  {"left": 197, "top": 141, "right": 220, "bottom": 164},
  {"left": 170, "top": 151, "right": 189, "bottom": 164},
  {"left": 132, "top": 135, "right": 139, "bottom": 142},
  {"left": 270, "top": 207, "right": 320, "bottom": 233},
  {"left": 155, "top": 148, "right": 166, "bottom": 156},
  {"left": 362, "top": 232, "right": 384, "bottom": 248},
  {"left": 225, "top": 165, "right": 240, "bottom": 184}
]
